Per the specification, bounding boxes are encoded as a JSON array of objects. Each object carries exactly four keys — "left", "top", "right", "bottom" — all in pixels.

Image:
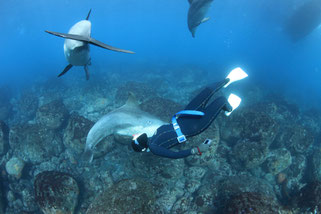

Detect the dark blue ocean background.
[
  {"left": 1, "top": 0, "right": 321, "bottom": 213},
  {"left": 1, "top": 0, "right": 320, "bottom": 107}
]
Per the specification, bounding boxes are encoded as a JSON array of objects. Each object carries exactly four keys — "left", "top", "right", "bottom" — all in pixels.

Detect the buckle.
[
  {"left": 173, "top": 123, "right": 180, "bottom": 130},
  {"left": 177, "top": 135, "right": 186, "bottom": 143}
]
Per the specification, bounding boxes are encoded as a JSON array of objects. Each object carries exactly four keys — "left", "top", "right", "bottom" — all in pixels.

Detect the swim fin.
[
  {"left": 225, "top": 94, "right": 241, "bottom": 116},
  {"left": 45, "top": 30, "right": 135, "bottom": 54},
  {"left": 58, "top": 64, "right": 73, "bottom": 77}
]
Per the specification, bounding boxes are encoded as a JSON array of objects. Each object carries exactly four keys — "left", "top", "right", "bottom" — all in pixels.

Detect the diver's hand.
[{"left": 191, "top": 139, "right": 212, "bottom": 155}]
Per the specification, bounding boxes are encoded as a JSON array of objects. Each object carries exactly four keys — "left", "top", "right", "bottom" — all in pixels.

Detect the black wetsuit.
[{"left": 148, "top": 79, "right": 232, "bottom": 159}]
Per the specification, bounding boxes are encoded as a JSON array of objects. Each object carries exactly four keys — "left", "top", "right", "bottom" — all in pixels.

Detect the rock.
[
  {"left": 288, "top": 154, "right": 306, "bottom": 181},
  {"left": 193, "top": 184, "right": 216, "bottom": 213},
  {"left": 311, "top": 150, "right": 321, "bottom": 181},
  {"left": 232, "top": 139, "right": 269, "bottom": 169},
  {"left": 216, "top": 175, "right": 276, "bottom": 204},
  {"left": 36, "top": 99, "right": 69, "bottom": 129},
  {"left": 0, "top": 104, "right": 12, "bottom": 121},
  {"left": 185, "top": 122, "right": 220, "bottom": 167},
  {"left": 34, "top": 171, "right": 79, "bottom": 214},
  {"left": 274, "top": 124, "right": 314, "bottom": 154},
  {"left": 5, "top": 157, "right": 25, "bottom": 179},
  {"left": 221, "top": 107, "right": 279, "bottom": 146},
  {"left": 184, "top": 166, "right": 206, "bottom": 180},
  {"left": 63, "top": 113, "right": 94, "bottom": 155},
  {"left": 297, "top": 181, "right": 321, "bottom": 212},
  {"left": 140, "top": 96, "right": 183, "bottom": 122},
  {"left": 223, "top": 192, "right": 282, "bottom": 214},
  {"left": 115, "top": 81, "right": 158, "bottom": 105},
  {"left": 0, "top": 121, "right": 9, "bottom": 155},
  {"left": 9, "top": 123, "right": 64, "bottom": 164},
  {"left": 171, "top": 194, "right": 194, "bottom": 214},
  {"left": 17, "top": 91, "right": 39, "bottom": 120},
  {"left": 0, "top": 86, "right": 12, "bottom": 121},
  {"left": 131, "top": 153, "right": 185, "bottom": 183},
  {"left": 86, "top": 178, "right": 156, "bottom": 214},
  {"left": 264, "top": 148, "right": 292, "bottom": 175}
]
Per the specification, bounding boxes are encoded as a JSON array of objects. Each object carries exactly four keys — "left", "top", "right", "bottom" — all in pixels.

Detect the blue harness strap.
[{"left": 171, "top": 110, "right": 205, "bottom": 143}]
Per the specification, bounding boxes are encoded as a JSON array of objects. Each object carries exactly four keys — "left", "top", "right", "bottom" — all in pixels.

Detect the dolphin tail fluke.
[
  {"left": 82, "top": 148, "right": 94, "bottom": 163},
  {"left": 86, "top": 9, "right": 92, "bottom": 20},
  {"left": 45, "top": 30, "right": 135, "bottom": 54},
  {"left": 58, "top": 64, "right": 73, "bottom": 77},
  {"left": 84, "top": 65, "right": 90, "bottom": 80}
]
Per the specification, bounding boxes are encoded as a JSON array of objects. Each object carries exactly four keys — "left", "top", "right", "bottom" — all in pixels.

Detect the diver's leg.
[
  {"left": 180, "top": 96, "right": 231, "bottom": 136},
  {"left": 184, "top": 79, "right": 229, "bottom": 110}
]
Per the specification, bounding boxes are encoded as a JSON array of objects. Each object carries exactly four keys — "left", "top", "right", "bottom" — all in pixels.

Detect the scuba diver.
[{"left": 132, "top": 68, "right": 248, "bottom": 159}]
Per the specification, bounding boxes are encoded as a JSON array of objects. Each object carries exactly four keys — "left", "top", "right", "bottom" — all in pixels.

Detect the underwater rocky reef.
[{"left": 0, "top": 67, "right": 320, "bottom": 214}]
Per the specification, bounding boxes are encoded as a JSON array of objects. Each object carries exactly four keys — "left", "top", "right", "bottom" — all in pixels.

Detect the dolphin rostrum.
[
  {"left": 83, "top": 93, "right": 166, "bottom": 162},
  {"left": 45, "top": 9, "right": 134, "bottom": 80},
  {"left": 187, "top": 0, "right": 213, "bottom": 38}
]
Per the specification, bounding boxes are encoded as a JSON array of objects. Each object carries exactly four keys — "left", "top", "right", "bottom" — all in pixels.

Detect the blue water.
[{"left": 0, "top": 0, "right": 320, "bottom": 106}]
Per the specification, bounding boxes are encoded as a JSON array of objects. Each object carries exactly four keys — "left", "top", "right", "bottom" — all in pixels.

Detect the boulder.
[
  {"left": 36, "top": 99, "right": 69, "bottom": 130},
  {"left": 34, "top": 171, "right": 79, "bottom": 214},
  {"left": 63, "top": 113, "right": 94, "bottom": 155},
  {"left": 86, "top": 178, "right": 155, "bottom": 214},
  {"left": 9, "top": 123, "right": 63, "bottom": 164}
]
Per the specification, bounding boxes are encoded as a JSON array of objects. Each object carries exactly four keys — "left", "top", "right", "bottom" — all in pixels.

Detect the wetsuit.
[{"left": 148, "top": 79, "right": 232, "bottom": 159}]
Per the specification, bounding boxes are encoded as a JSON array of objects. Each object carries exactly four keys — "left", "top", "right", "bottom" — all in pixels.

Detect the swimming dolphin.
[
  {"left": 45, "top": 9, "right": 134, "bottom": 80},
  {"left": 187, "top": 0, "right": 213, "bottom": 37},
  {"left": 284, "top": 0, "right": 321, "bottom": 42},
  {"left": 83, "top": 93, "right": 166, "bottom": 162}
]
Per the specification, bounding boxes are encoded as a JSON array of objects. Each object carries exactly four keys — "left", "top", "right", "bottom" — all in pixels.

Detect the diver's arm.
[{"left": 149, "top": 143, "right": 193, "bottom": 159}]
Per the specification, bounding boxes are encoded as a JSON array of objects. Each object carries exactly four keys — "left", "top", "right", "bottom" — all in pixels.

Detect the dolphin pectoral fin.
[
  {"left": 45, "top": 30, "right": 135, "bottom": 54},
  {"left": 86, "top": 9, "right": 92, "bottom": 20},
  {"left": 201, "top": 17, "right": 210, "bottom": 23},
  {"left": 84, "top": 65, "right": 90, "bottom": 80},
  {"left": 89, "top": 38, "right": 135, "bottom": 54},
  {"left": 58, "top": 64, "right": 73, "bottom": 77},
  {"left": 45, "top": 30, "right": 90, "bottom": 42}
]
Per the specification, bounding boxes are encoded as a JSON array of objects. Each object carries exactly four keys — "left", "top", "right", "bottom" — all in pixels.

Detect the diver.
[{"left": 131, "top": 68, "right": 248, "bottom": 159}]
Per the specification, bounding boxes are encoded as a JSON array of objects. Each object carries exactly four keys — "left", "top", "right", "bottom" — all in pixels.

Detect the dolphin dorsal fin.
[
  {"left": 86, "top": 9, "right": 92, "bottom": 20},
  {"left": 125, "top": 92, "right": 139, "bottom": 107},
  {"left": 188, "top": 0, "right": 193, "bottom": 4}
]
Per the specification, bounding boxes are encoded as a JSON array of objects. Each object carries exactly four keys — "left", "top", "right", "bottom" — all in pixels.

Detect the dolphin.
[
  {"left": 83, "top": 93, "right": 166, "bottom": 162},
  {"left": 187, "top": 0, "right": 213, "bottom": 37},
  {"left": 45, "top": 9, "right": 134, "bottom": 80},
  {"left": 284, "top": 0, "right": 321, "bottom": 42}
]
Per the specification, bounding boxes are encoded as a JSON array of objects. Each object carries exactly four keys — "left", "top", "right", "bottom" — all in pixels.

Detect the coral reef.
[{"left": 1, "top": 70, "right": 320, "bottom": 213}]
